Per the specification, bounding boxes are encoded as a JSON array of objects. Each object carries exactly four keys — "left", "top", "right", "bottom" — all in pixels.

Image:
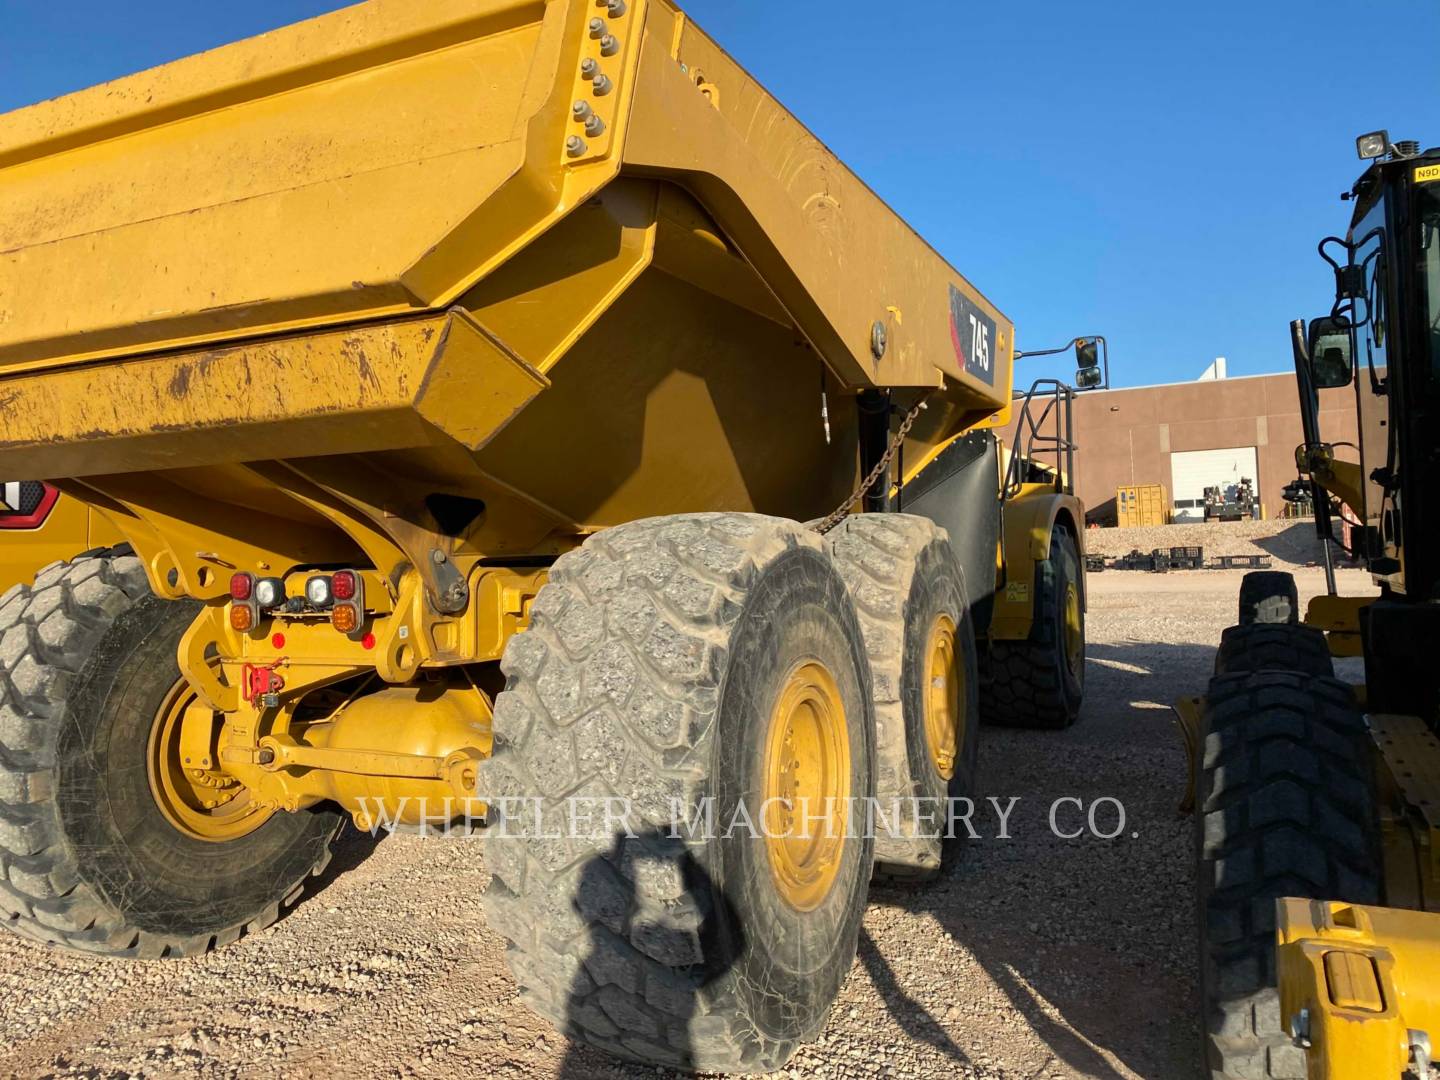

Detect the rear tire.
[
  {"left": 981, "top": 527, "right": 1085, "bottom": 729},
  {"left": 0, "top": 554, "right": 342, "bottom": 958},
  {"left": 1238, "top": 572, "right": 1299, "bottom": 626},
  {"left": 479, "top": 514, "right": 875, "bottom": 1073},
  {"left": 1196, "top": 671, "right": 1381, "bottom": 1079},
  {"left": 1214, "top": 623, "right": 1334, "bottom": 679},
  {"left": 824, "top": 514, "right": 978, "bottom": 881}
]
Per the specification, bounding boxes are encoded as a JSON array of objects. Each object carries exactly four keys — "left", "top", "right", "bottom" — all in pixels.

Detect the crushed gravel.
[
  {"left": 0, "top": 566, "right": 1374, "bottom": 1079},
  {"left": 1083, "top": 518, "right": 1334, "bottom": 568}
]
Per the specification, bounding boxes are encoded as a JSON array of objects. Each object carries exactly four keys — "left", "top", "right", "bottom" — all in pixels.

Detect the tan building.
[{"left": 1053, "top": 373, "right": 1360, "bottom": 524}]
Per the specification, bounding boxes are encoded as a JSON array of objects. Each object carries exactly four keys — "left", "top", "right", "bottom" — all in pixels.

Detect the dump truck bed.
[
  {"left": 0, "top": 0, "right": 1018, "bottom": 596},
  {"left": 0, "top": 0, "right": 1010, "bottom": 388}
]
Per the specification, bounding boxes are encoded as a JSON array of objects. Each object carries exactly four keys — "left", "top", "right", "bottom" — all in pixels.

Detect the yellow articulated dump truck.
[{"left": 0, "top": 1, "right": 1099, "bottom": 1070}]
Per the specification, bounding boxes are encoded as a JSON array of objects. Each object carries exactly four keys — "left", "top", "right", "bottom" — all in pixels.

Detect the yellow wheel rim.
[
  {"left": 147, "top": 678, "right": 270, "bottom": 843},
  {"left": 923, "top": 614, "right": 963, "bottom": 781},
  {"left": 1063, "top": 582, "right": 1084, "bottom": 675},
  {"left": 762, "top": 661, "right": 851, "bottom": 913}
]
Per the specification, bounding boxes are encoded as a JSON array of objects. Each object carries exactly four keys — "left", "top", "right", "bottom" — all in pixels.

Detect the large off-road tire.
[
  {"left": 1238, "top": 571, "right": 1300, "bottom": 626},
  {"left": 478, "top": 514, "right": 875, "bottom": 1073},
  {"left": 824, "top": 514, "right": 978, "bottom": 881},
  {"left": 1196, "top": 671, "right": 1381, "bottom": 1079},
  {"left": 1213, "top": 623, "right": 1334, "bottom": 679},
  {"left": 980, "top": 527, "right": 1085, "bottom": 729},
  {"left": 0, "top": 553, "right": 342, "bottom": 958}
]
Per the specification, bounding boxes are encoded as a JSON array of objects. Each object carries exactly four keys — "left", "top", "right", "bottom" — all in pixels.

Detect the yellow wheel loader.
[
  {"left": 1189, "top": 133, "right": 1440, "bottom": 1080},
  {"left": 0, "top": 2, "right": 1099, "bottom": 1070}
]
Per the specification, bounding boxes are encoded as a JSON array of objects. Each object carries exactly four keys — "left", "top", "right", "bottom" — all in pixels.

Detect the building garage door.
[{"left": 1170, "top": 447, "right": 1258, "bottom": 522}]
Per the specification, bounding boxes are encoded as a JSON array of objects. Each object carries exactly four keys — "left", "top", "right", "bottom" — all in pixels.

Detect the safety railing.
[{"left": 1004, "top": 378, "right": 1077, "bottom": 502}]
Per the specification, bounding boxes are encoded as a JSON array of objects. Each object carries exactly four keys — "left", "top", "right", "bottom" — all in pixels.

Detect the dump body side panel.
[{"left": 623, "top": 3, "right": 1013, "bottom": 403}]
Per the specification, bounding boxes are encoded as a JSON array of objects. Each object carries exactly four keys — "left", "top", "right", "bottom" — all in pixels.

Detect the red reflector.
[
  {"left": 361, "top": 632, "right": 376, "bottom": 651},
  {"left": 230, "top": 573, "right": 254, "bottom": 601},
  {"left": 332, "top": 570, "right": 358, "bottom": 602},
  {"left": 271, "top": 633, "right": 286, "bottom": 649}
]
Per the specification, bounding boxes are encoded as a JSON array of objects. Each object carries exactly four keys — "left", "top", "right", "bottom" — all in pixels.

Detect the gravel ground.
[
  {"left": 0, "top": 566, "right": 1375, "bottom": 1080},
  {"left": 1084, "top": 519, "right": 1333, "bottom": 567}
]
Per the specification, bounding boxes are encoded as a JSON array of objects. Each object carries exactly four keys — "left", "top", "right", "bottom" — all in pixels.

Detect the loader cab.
[{"left": 1305, "top": 140, "right": 1440, "bottom": 604}]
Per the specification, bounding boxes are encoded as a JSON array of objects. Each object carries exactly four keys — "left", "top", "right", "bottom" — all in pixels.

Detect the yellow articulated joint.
[{"left": 1277, "top": 898, "right": 1440, "bottom": 1080}]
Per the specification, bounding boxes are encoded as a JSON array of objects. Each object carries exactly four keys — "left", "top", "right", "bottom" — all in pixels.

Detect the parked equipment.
[
  {"left": 1203, "top": 477, "right": 1258, "bottom": 522},
  {"left": 1185, "top": 132, "right": 1440, "bottom": 1080},
  {"left": 0, "top": 2, "right": 1103, "bottom": 1071}
]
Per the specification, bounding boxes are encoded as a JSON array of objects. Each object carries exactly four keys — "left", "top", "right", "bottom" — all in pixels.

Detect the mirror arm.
[
  {"left": 1291, "top": 318, "right": 1337, "bottom": 562},
  {"left": 1015, "top": 335, "right": 1110, "bottom": 391}
]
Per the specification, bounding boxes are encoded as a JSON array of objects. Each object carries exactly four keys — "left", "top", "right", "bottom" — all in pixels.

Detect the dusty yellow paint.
[
  {"left": 1304, "top": 594, "right": 1373, "bottom": 658},
  {"left": 989, "top": 484, "right": 1084, "bottom": 641},
  {"left": 1277, "top": 899, "right": 1440, "bottom": 1080}
]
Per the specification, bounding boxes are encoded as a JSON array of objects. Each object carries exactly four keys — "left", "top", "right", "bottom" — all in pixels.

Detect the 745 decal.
[{"left": 948, "top": 285, "right": 997, "bottom": 386}]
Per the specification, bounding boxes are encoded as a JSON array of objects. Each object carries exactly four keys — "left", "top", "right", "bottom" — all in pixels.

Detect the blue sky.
[{"left": 1, "top": 1, "right": 1435, "bottom": 388}]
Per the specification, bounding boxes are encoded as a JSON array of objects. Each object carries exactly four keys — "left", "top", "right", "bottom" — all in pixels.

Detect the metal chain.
[{"left": 814, "top": 395, "right": 931, "bottom": 535}]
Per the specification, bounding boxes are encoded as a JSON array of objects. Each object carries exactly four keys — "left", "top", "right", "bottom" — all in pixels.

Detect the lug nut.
[
  {"left": 584, "top": 114, "right": 606, "bottom": 137},
  {"left": 580, "top": 57, "right": 600, "bottom": 79},
  {"left": 607, "top": 0, "right": 627, "bottom": 15},
  {"left": 566, "top": 135, "right": 588, "bottom": 157},
  {"left": 573, "top": 100, "right": 594, "bottom": 121},
  {"left": 589, "top": 17, "right": 607, "bottom": 37},
  {"left": 599, "top": 33, "right": 619, "bottom": 56},
  {"left": 592, "top": 74, "right": 614, "bottom": 96}
]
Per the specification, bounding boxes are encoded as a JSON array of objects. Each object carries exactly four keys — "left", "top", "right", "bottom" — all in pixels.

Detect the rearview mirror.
[
  {"left": 1307, "top": 316, "right": 1354, "bottom": 389},
  {"left": 1073, "top": 338, "right": 1103, "bottom": 389}
]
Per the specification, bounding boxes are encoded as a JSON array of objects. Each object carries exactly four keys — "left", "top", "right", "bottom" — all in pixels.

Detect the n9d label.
[{"left": 948, "top": 285, "right": 997, "bottom": 386}]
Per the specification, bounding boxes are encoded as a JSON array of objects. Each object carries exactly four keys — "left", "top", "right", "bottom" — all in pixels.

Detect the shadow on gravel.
[
  {"left": 860, "top": 642, "right": 1215, "bottom": 1080},
  {"left": 856, "top": 926, "right": 970, "bottom": 1065},
  {"left": 555, "top": 829, "right": 742, "bottom": 1080},
  {"left": 270, "top": 822, "right": 384, "bottom": 932},
  {"left": 1249, "top": 521, "right": 1335, "bottom": 568}
]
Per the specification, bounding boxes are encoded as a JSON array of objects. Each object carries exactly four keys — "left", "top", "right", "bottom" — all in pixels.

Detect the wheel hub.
[
  {"left": 923, "top": 614, "right": 963, "bottom": 780},
  {"left": 147, "top": 678, "right": 271, "bottom": 843},
  {"left": 1064, "top": 582, "right": 1084, "bottom": 675},
  {"left": 762, "top": 661, "right": 850, "bottom": 912}
]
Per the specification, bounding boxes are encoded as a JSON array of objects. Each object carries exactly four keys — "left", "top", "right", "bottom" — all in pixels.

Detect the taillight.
[
  {"left": 230, "top": 573, "right": 254, "bottom": 601},
  {"left": 332, "top": 570, "right": 358, "bottom": 602},
  {"left": 331, "top": 604, "right": 359, "bottom": 635},
  {"left": 329, "top": 569, "right": 364, "bottom": 639},
  {"left": 230, "top": 603, "right": 254, "bottom": 632}
]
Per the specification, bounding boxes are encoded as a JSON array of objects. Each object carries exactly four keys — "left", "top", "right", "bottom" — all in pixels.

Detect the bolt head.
[
  {"left": 572, "top": 100, "right": 593, "bottom": 120},
  {"left": 871, "top": 321, "right": 889, "bottom": 359},
  {"left": 599, "top": 33, "right": 619, "bottom": 56},
  {"left": 607, "top": 0, "right": 627, "bottom": 15},
  {"left": 589, "top": 17, "right": 606, "bottom": 36},
  {"left": 580, "top": 57, "right": 599, "bottom": 79},
  {"left": 592, "top": 74, "right": 614, "bottom": 96},
  {"left": 584, "top": 114, "right": 606, "bottom": 137}
]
